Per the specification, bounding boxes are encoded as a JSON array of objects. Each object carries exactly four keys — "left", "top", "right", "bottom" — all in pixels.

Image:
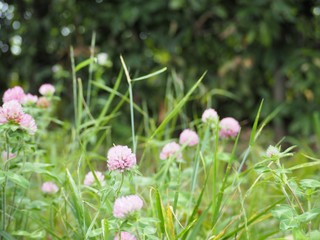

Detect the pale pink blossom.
[
  {"left": 19, "top": 114, "right": 37, "bottom": 135},
  {"left": 0, "top": 110, "right": 7, "bottom": 124},
  {"left": 113, "top": 195, "right": 143, "bottom": 218},
  {"left": 0, "top": 100, "right": 24, "bottom": 123},
  {"left": 114, "top": 232, "right": 136, "bottom": 240},
  {"left": 22, "top": 93, "right": 38, "bottom": 105},
  {"left": 160, "top": 142, "right": 182, "bottom": 160},
  {"left": 202, "top": 108, "right": 219, "bottom": 123},
  {"left": 2, "top": 86, "right": 25, "bottom": 103},
  {"left": 37, "top": 97, "right": 50, "bottom": 108},
  {"left": 1, "top": 151, "right": 16, "bottom": 161},
  {"left": 41, "top": 182, "right": 59, "bottom": 194},
  {"left": 219, "top": 117, "right": 240, "bottom": 138},
  {"left": 84, "top": 171, "right": 105, "bottom": 186},
  {"left": 179, "top": 129, "right": 199, "bottom": 146},
  {"left": 107, "top": 145, "right": 136, "bottom": 171},
  {"left": 39, "top": 83, "right": 55, "bottom": 96}
]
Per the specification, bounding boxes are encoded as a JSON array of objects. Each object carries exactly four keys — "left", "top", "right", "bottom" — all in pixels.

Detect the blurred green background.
[{"left": 1, "top": 0, "right": 320, "bottom": 138}]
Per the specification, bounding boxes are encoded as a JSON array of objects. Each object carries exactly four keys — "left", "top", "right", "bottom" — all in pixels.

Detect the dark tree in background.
[{"left": 1, "top": 0, "right": 320, "bottom": 137}]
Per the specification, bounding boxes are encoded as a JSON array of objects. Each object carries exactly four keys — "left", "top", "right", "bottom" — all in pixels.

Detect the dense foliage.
[{"left": 1, "top": 0, "right": 320, "bottom": 136}]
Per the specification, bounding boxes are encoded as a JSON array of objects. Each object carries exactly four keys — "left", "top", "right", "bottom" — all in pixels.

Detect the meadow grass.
[{"left": 0, "top": 53, "right": 320, "bottom": 240}]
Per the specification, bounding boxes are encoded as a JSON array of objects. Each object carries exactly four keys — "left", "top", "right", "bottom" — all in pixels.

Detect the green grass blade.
[
  {"left": 86, "top": 31, "right": 96, "bottom": 106},
  {"left": 187, "top": 172, "right": 210, "bottom": 226},
  {"left": 249, "top": 99, "right": 264, "bottom": 146},
  {"left": 150, "top": 71, "right": 207, "bottom": 140},
  {"left": 166, "top": 205, "right": 175, "bottom": 240},
  {"left": 153, "top": 187, "right": 166, "bottom": 235},
  {"left": 77, "top": 78, "right": 84, "bottom": 130},
  {"left": 186, "top": 204, "right": 211, "bottom": 240},
  {"left": 131, "top": 67, "right": 167, "bottom": 82},
  {"left": 221, "top": 198, "right": 285, "bottom": 239},
  {"left": 98, "top": 69, "right": 123, "bottom": 120},
  {"left": 91, "top": 81, "right": 147, "bottom": 117},
  {"left": 66, "top": 168, "right": 90, "bottom": 236},
  {"left": 209, "top": 88, "right": 240, "bottom": 101},
  {"left": 70, "top": 46, "right": 78, "bottom": 128},
  {"left": 101, "top": 219, "right": 110, "bottom": 240},
  {"left": 75, "top": 58, "right": 96, "bottom": 72},
  {"left": 213, "top": 131, "right": 241, "bottom": 224},
  {"left": 288, "top": 161, "right": 320, "bottom": 171},
  {"left": 120, "top": 55, "right": 136, "bottom": 152},
  {"left": 255, "top": 103, "right": 284, "bottom": 142},
  {"left": 177, "top": 219, "right": 197, "bottom": 239}
]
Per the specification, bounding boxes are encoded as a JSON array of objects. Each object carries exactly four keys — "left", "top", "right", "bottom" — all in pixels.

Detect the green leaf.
[
  {"left": 5, "top": 172, "right": 29, "bottom": 189},
  {"left": 300, "top": 179, "right": 320, "bottom": 189},
  {"left": 297, "top": 208, "right": 320, "bottom": 222},
  {"left": 87, "top": 228, "right": 102, "bottom": 238},
  {"left": 271, "top": 204, "right": 300, "bottom": 230},
  {"left": 17, "top": 162, "right": 59, "bottom": 181}
]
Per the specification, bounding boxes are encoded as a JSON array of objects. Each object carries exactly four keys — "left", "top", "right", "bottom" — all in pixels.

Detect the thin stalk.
[
  {"left": 173, "top": 163, "right": 182, "bottom": 213},
  {"left": 307, "top": 195, "right": 312, "bottom": 233},
  {"left": 1, "top": 132, "right": 10, "bottom": 235},
  {"left": 211, "top": 124, "right": 219, "bottom": 219},
  {"left": 244, "top": 161, "right": 273, "bottom": 199},
  {"left": 213, "top": 132, "right": 240, "bottom": 225},
  {"left": 86, "top": 31, "right": 96, "bottom": 107},
  {"left": 70, "top": 46, "right": 78, "bottom": 128},
  {"left": 120, "top": 55, "right": 136, "bottom": 153},
  {"left": 276, "top": 160, "right": 304, "bottom": 214},
  {"left": 190, "top": 124, "right": 210, "bottom": 197},
  {"left": 128, "top": 82, "right": 136, "bottom": 153},
  {"left": 115, "top": 174, "right": 124, "bottom": 197}
]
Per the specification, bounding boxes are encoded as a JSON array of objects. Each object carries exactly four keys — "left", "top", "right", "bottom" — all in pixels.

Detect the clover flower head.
[
  {"left": 107, "top": 145, "right": 136, "bottom": 171},
  {"left": 39, "top": 83, "right": 55, "bottom": 96},
  {"left": 266, "top": 145, "right": 280, "bottom": 158},
  {"left": 0, "top": 100, "right": 24, "bottom": 123},
  {"left": 37, "top": 97, "right": 50, "bottom": 108},
  {"left": 2, "top": 86, "right": 25, "bottom": 103},
  {"left": 219, "top": 117, "right": 240, "bottom": 139},
  {"left": 160, "top": 142, "right": 182, "bottom": 160},
  {"left": 202, "top": 108, "right": 219, "bottom": 123},
  {"left": 19, "top": 113, "right": 37, "bottom": 135},
  {"left": 22, "top": 93, "right": 38, "bottom": 105},
  {"left": 84, "top": 171, "right": 105, "bottom": 186},
  {"left": 114, "top": 232, "right": 136, "bottom": 240},
  {"left": 179, "top": 129, "right": 199, "bottom": 146},
  {"left": 41, "top": 182, "right": 59, "bottom": 194},
  {"left": 113, "top": 195, "right": 143, "bottom": 218}
]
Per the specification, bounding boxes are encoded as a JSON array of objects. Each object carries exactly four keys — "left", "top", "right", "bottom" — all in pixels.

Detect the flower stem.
[
  {"left": 1, "top": 132, "right": 10, "bottom": 235},
  {"left": 115, "top": 174, "right": 124, "bottom": 197}
]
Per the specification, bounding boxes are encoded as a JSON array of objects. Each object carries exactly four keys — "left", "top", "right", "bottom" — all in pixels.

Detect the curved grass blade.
[{"left": 150, "top": 71, "right": 207, "bottom": 140}]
